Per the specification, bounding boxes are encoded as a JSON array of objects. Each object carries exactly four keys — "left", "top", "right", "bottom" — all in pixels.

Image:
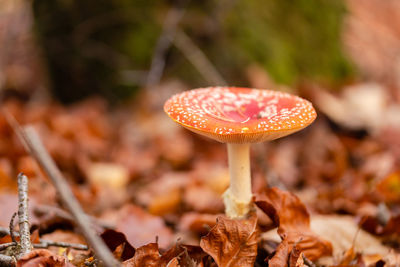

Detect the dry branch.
[
  {"left": 172, "top": 29, "right": 227, "bottom": 85},
  {"left": 18, "top": 126, "right": 119, "bottom": 267},
  {"left": 34, "top": 204, "right": 115, "bottom": 230},
  {"left": 9, "top": 213, "right": 17, "bottom": 243},
  {"left": 17, "top": 173, "right": 32, "bottom": 256},
  {"left": 0, "top": 226, "right": 88, "bottom": 251},
  {"left": 146, "top": 6, "right": 186, "bottom": 87},
  {"left": 35, "top": 239, "right": 88, "bottom": 250}
]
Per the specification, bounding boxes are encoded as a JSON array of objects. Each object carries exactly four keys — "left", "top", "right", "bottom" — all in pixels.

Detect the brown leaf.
[
  {"left": 123, "top": 243, "right": 161, "bottom": 267},
  {"left": 161, "top": 243, "right": 207, "bottom": 266},
  {"left": 288, "top": 245, "right": 304, "bottom": 267},
  {"left": 148, "top": 187, "right": 182, "bottom": 216},
  {"left": 183, "top": 184, "right": 224, "bottom": 213},
  {"left": 268, "top": 239, "right": 290, "bottom": 267},
  {"left": 100, "top": 229, "right": 135, "bottom": 261},
  {"left": 101, "top": 204, "right": 173, "bottom": 249},
  {"left": 255, "top": 187, "right": 332, "bottom": 261},
  {"left": 16, "top": 249, "right": 74, "bottom": 267},
  {"left": 376, "top": 172, "right": 400, "bottom": 203},
  {"left": 200, "top": 213, "right": 258, "bottom": 267},
  {"left": 361, "top": 213, "right": 400, "bottom": 237},
  {"left": 179, "top": 213, "right": 219, "bottom": 235},
  {"left": 122, "top": 241, "right": 205, "bottom": 267},
  {"left": 267, "top": 241, "right": 305, "bottom": 267},
  {"left": 166, "top": 257, "right": 179, "bottom": 267}
]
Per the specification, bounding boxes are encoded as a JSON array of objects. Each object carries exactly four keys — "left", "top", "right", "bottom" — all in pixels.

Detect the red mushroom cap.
[{"left": 164, "top": 87, "right": 317, "bottom": 143}]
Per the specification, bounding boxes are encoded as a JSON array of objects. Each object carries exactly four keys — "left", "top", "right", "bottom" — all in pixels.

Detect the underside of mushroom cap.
[{"left": 164, "top": 87, "right": 317, "bottom": 144}]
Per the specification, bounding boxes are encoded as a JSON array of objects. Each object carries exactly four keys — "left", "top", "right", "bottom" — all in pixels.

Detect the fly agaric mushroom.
[{"left": 164, "top": 87, "right": 316, "bottom": 218}]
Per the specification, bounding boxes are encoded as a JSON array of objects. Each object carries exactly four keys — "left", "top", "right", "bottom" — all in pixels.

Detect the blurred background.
[
  {"left": 3, "top": 0, "right": 356, "bottom": 102},
  {"left": 1, "top": 0, "right": 400, "bottom": 258}
]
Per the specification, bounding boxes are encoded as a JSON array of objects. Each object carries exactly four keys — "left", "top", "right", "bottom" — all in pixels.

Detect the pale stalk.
[{"left": 223, "top": 143, "right": 253, "bottom": 218}]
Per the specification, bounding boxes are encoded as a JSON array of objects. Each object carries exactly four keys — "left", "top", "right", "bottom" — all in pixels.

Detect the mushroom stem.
[{"left": 223, "top": 143, "right": 253, "bottom": 218}]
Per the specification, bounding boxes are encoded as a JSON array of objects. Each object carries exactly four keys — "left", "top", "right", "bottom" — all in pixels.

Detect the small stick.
[
  {"left": 0, "top": 227, "right": 88, "bottom": 250},
  {"left": 172, "top": 29, "right": 227, "bottom": 86},
  {"left": 34, "top": 204, "right": 115, "bottom": 230},
  {"left": 0, "top": 242, "right": 16, "bottom": 251},
  {"left": 34, "top": 239, "right": 88, "bottom": 250},
  {"left": 20, "top": 126, "right": 118, "bottom": 267},
  {"left": 302, "top": 255, "right": 316, "bottom": 267},
  {"left": 17, "top": 173, "right": 32, "bottom": 256},
  {"left": 146, "top": 5, "right": 187, "bottom": 87},
  {"left": 9, "top": 213, "right": 17, "bottom": 243}
]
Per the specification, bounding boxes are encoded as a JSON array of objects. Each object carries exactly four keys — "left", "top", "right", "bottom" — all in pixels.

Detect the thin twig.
[
  {"left": 0, "top": 242, "right": 16, "bottom": 251},
  {"left": 172, "top": 29, "right": 227, "bottom": 85},
  {"left": 9, "top": 213, "right": 17, "bottom": 243},
  {"left": 0, "top": 227, "right": 89, "bottom": 250},
  {"left": 146, "top": 5, "right": 187, "bottom": 87},
  {"left": 0, "top": 226, "right": 87, "bottom": 251},
  {"left": 19, "top": 126, "right": 119, "bottom": 267},
  {"left": 302, "top": 255, "right": 317, "bottom": 267},
  {"left": 35, "top": 239, "right": 88, "bottom": 250},
  {"left": 17, "top": 173, "right": 32, "bottom": 256},
  {"left": 34, "top": 204, "right": 115, "bottom": 230}
]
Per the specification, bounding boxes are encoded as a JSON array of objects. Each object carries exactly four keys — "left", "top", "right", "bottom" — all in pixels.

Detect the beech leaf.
[
  {"left": 100, "top": 229, "right": 136, "bottom": 261},
  {"left": 255, "top": 187, "right": 332, "bottom": 262},
  {"left": 16, "top": 249, "right": 75, "bottom": 267},
  {"left": 123, "top": 243, "right": 160, "bottom": 267},
  {"left": 200, "top": 213, "right": 258, "bottom": 267}
]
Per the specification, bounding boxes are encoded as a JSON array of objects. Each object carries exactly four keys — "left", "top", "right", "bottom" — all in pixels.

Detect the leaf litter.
[{"left": 3, "top": 2, "right": 400, "bottom": 264}]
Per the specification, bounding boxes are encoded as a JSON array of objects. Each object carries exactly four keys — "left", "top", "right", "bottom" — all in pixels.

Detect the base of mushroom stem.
[{"left": 222, "top": 188, "right": 253, "bottom": 219}]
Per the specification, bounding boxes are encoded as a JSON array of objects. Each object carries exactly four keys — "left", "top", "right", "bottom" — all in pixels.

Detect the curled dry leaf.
[
  {"left": 123, "top": 243, "right": 161, "bottom": 267},
  {"left": 255, "top": 187, "right": 332, "bottom": 261},
  {"left": 289, "top": 245, "right": 304, "bottom": 267},
  {"left": 161, "top": 243, "right": 206, "bottom": 266},
  {"left": 16, "top": 249, "right": 75, "bottom": 267},
  {"left": 100, "top": 229, "right": 136, "bottom": 261},
  {"left": 361, "top": 213, "right": 400, "bottom": 237},
  {"left": 267, "top": 240, "right": 304, "bottom": 267},
  {"left": 200, "top": 213, "right": 258, "bottom": 267},
  {"left": 122, "top": 242, "right": 204, "bottom": 267}
]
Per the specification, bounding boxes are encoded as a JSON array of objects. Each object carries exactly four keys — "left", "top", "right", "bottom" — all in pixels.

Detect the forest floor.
[{"left": 0, "top": 82, "right": 400, "bottom": 266}]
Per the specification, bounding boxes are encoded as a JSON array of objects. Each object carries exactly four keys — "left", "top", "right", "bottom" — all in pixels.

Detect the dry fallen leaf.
[
  {"left": 179, "top": 212, "right": 219, "bottom": 236},
  {"left": 100, "top": 204, "right": 174, "bottom": 249},
  {"left": 200, "top": 213, "right": 258, "bottom": 267},
  {"left": 255, "top": 187, "right": 332, "bottom": 262},
  {"left": 161, "top": 243, "right": 207, "bottom": 267},
  {"left": 16, "top": 249, "right": 75, "bottom": 267},
  {"left": 263, "top": 215, "right": 392, "bottom": 265},
  {"left": 123, "top": 243, "right": 161, "bottom": 267},
  {"left": 100, "top": 229, "right": 136, "bottom": 261},
  {"left": 183, "top": 184, "right": 224, "bottom": 213}
]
